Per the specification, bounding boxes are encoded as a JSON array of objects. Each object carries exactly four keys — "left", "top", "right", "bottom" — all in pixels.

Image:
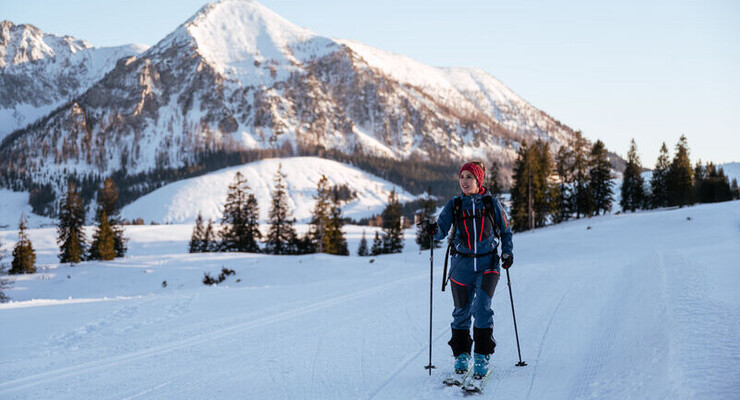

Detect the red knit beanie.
[{"left": 459, "top": 162, "right": 485, "bottom": 187}]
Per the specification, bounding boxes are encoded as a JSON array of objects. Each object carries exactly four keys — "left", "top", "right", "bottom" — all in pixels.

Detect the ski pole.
[
  {"left": 424, "top": 235, "right": 436, "bottom": 375},
  {"left": 505, "top": 267, "right": 527, "bottom": 367}
]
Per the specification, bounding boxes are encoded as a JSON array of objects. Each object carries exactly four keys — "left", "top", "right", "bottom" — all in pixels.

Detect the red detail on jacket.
[{"left": 462, "top": 210, "right": 472, "bottom": 249}]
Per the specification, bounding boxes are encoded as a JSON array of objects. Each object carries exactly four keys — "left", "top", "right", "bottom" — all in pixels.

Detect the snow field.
[{"left": 0, "top": 201, "right": 738, "bottom": 399}]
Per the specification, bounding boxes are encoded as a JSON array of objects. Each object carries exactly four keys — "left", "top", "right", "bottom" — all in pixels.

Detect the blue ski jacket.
[{"left": 433, "top": 189, "right": 513, "bottom": 272}]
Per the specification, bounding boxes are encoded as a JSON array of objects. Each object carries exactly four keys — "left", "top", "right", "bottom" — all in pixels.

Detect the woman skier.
[{"left": 423, "top": 161, "right": 513, "bottom": 383}]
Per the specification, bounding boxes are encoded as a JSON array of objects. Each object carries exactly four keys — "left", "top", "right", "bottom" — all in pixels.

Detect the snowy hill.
[
  {"left": 1, "top": 200, "right": 738, "bottom": 399},
  {"left": 121, "top": 157, "right": 416, "bottom": 224}
]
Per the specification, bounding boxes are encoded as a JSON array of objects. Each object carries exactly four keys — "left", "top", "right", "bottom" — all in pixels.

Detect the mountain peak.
[
  {"left": 1, "top": 20, "right": 91, "bottom": 68},
  {"left": 163, "top": 0, "right": 326, "bottom": 82}
]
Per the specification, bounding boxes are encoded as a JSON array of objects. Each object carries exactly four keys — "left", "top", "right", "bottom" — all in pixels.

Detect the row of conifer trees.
[
  {"left": 509, "top": 133, "right": 739, "bottom": 232},
  {"left": 189, "top": 165, "right": 406, "bottom": 256},
  {"left": 1, "top": 178, "right": 129, "bottom": 294}
]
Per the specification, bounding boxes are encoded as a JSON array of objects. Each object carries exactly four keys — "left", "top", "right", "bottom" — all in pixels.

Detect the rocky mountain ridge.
[{"left": 1, "top": 0, "right": 593, "bottom": 211}]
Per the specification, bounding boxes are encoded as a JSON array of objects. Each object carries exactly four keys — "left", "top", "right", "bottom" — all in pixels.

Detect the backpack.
[{"left": 441, "top": 195, "right": 500, "bottom": 291}]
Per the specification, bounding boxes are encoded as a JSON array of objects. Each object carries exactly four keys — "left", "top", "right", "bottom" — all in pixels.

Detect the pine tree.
[
  {"left": 697, "top": 163, "right": 733, "bottom": 203},
  {"left": 0, "top": 236, "right": 11, "bottom": 302},
  {"left": 484, "top": 162, "right": 504, "bottom": 200},
  {"left": 589, "top": 140, "right": 614, "bottom": 215},
  {"left": 620, "top": 139, "right": 646, "bottom": 212},
  {"left": 324, "top": 193, "right": 349, "bottom": 255},
  {"left": 532, "top": 140, "right": 554, "bottom": 225},
  {"left": 381, "top": 189, "right": 404, "bottom": 254},
  {"left": 731, "top": 178, "right": 740, "bottom": 200},
  {"left": 189, "top": 212, "right": 207, "bottom": 253},
  {"left": 370, "top": 231, "right": 383, "bottom": 256},
  {"left": 265, "top": 164, "right": 298, "bottom": 255},
  {"left": 243, "top": 194, "right": 262, "bottom": 252},
  {"left": 650, "top": 142, "right": 671, "bottom": 208},
  {"left": 415, "top": 189, "right": 440, "bottom": 250},
  {"left": 308, "top": 175, "right": 331, "bottom": 253},
  {"left": 10, "top": 214, "right": 36, "bottom": 274},
  {"left": 204, "top": 218, "right": 218, "bottom": 252},
  {"left": 357, "top": 230, "right": 369, "bottom": 256},
  {"left": 667, "top": 135, "right": 694, "bottom": 207},
  {"left": 571, "top": 131, "right": 593, "bottom": 218},
  {"left": 510, "top": 142, "right": 533, "bottom": 231},
  {"left": 510, "top": 140, "right": 551, "bottom": 231},
  {"left": 57, "top": 181, "right": 87, "bottom": 264},
  {"left": 220, "top": 171, "right": 258, "bottom": 252},
  {"left": 89, "top": 210, "right": 116, "bottom": 261},
  {"left": 553, "top": 145, "right": 574, "bottom": 223},
  {"left": 97, "top": 178, "right": 127, "bottom": 257}
]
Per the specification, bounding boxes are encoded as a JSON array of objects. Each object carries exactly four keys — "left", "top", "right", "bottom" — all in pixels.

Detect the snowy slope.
[
  {"left": 1, "top": 200, "right": 738, "bottom": 399},
  {"left": 121, "top": 157, "right": 416, "bottom": 224}
]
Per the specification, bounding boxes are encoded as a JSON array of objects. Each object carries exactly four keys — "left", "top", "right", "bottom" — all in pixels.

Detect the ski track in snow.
[{"left": 0, "top": 271, "right": 424, "bottom": 396}]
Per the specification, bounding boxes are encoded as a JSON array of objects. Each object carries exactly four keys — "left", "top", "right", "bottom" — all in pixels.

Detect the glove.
[{"left": 501, "top": 253, "right": 513, "bottom": 269}]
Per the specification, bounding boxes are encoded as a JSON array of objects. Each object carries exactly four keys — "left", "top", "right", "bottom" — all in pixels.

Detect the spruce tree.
[
  {"left": 571, "top": 131, "right": 593, "bottom": 218},
  {"left": 666, "top": 135, "right": 694, "bottom": 207},
  {"left": 221, "top": 172, "right": 255, "bottom": 252},
  {"left": 0, "top": 236, "right": 10, "bottom": 302},
  {"left": 553, "top": 145, "right": 574, "bottom": 223},
  {"left": 510, "top": 142, "right": 533, "bottom": 231},
  {"left": 731, "top": 178, "right": 740, "bottom": 200},
  {"left": 10, "top": 214, "right": 36, "bottom": 274},
  {"left": 97, "top": 178, "right": 127, "bottom": 257},
  {"left": 533, "top": 140, "right": 554, "bottom": 225},
  {"left": 265, "top": 164, "right": 299, "bottom": 255},
  {"left": 89, "top": 210, "right": 116, "bottom": 261},
  {"left": 589, "top": 140, "right": 614, "bottom": 215},
  {"left": 357, "top": 230, "right": 369, "bottom": 256},
  {"left": 204, "top": 218, "right": 218, "bottom": 252},
  {"left": 510, "top": 140, "right": 551, "bottom": 231},
  {"left": 484, "top": 162, "right": 504, "bottom": 200},
  {"left": 620, "top": 139, "right": 646, "bottom": 212},
  {"left": 381, "top": 189, "right": 404, "bottom": 254},
  {"left": 415, "top": 190, "right": 440, "bottom": 250},
  {"left": 370, "top": 231, "right": 383, "bottom": 256},
  {"left": 189, "top": 212, "right": 207, "bottom": 253},
  {"left": 243, "top": 194, "right": 262, "bottom": 252},
  {"left": 308, "top": 175, "right": 331, "bottom": 253},
  {"left": 650, "top": 142, "right": 671, "bottom": 208},
  {"left": 324, "top": 193, "right": 349, "bottom": 255},
  {"left": 697, "top": 163, "right": 733, "bottom": 203},
  {"left": 57, "top": 181, "right": 87, "bottom": 264}
]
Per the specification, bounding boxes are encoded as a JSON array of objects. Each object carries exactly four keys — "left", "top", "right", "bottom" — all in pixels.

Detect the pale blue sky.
[{"left": 3, "top": 0, "right": 739, "bottom": 165}]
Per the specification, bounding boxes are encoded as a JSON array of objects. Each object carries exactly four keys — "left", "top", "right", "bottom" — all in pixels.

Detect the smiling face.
[{"left": 459, "top": 170, "right": 479, "bottom": 195}]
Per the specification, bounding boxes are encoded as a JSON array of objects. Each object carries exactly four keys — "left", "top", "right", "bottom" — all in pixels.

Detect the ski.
[
  {"left": 461, "top": 370, "right": 492, "bottom": 394},
  {"left": 443, "top": 368, "right": 471, "bottom": 387}
]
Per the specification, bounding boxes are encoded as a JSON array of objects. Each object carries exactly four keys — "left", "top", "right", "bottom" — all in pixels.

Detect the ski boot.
[
  {"left": 455, "top": 352, "right": 471, "bottom": 374},
  {"left": 472, "top": 353, "right": 490, "bottom": 379}
]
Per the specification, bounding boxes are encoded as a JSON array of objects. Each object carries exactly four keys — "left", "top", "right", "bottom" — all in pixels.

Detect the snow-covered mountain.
[
  {"left": 121, "top": 157, "right": 416, "bottom": 224},
  {"left": 0, "top": 21, "right": 148, "bottom": 139},
  {"left": 1, "top": 200, "right": 737, "bottom": 399},
  {"left": 0, "top": 0, "right": 577, "bottom": 198}
]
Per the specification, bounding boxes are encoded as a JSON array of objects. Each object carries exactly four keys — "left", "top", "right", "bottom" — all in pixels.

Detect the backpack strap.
[
  {"left": 481, "top": 194, "right": 501, "bottom": 240},
  {"left": 442, "top": 197, "right": 462, "bottom": 292}
]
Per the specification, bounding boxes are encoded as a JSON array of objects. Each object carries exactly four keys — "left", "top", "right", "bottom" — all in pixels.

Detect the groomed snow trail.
[{"left": 1, "top": 202, "right": 738, "bottom": 399}]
